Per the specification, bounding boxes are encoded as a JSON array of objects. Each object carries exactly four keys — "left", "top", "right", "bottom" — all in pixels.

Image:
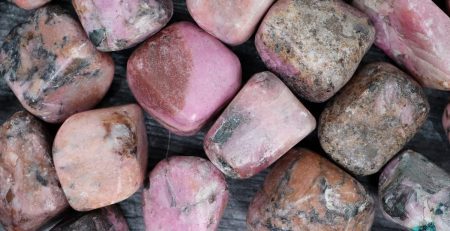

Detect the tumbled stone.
[
  {"left": 379, "top": 150, "right": 450, "bottom": 231},
  {"left": 127, "top": 21, "right": 241, "bottom": 136},
  {"left": 73, "top": 0, "right": 173, "bottom": 52},
  {"left": 53, "top": 104, "right": 148, "bottom": 211},
  {"left": 319, "top": 62, "right": 429, "bottom": 175},
  {"left": 247, "top": 148, "right": 375, "bottom": 231},
  {"left": 143, "top": 156, "right": 228, "bottom": 231},
  {"left": 8, "top": 0, "right": 51, "bottom": 10},
  {"left": 204, "top": 72, "right": 316, "bottom": 179},
  {"left": 353, "top": 0, "right": 450, "bottom": 90},
  {"left": 255, "top": 0, "right": 375, "bottom": 103},
  {"left": 0, "top": 111, "right": 68, "bottom": 231},
  {"left": 187, "top": 0, "right": 274, "bottom": 45},
  {"left": 443, "top": 103, "right": 450, "bottom": 142},
  {"left": 0, "top": 6, "right": 114, "bottom": 123}
]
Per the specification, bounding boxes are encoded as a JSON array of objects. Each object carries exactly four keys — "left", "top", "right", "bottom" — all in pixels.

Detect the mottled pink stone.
[
  {"left": 187, "top": 0, "right": 274, "bottom": 45},
  {"left": 353, "top": 0, "right": 450, "bottom": 90},
  {"left": 127, "top": 21, "right": 241, "bottom": 136},
  {"left": 8, "top": 0, "right": 51, "bottom": 10},
  {"left": 143, "top": 156, "right": 229, "bottom": 231},
  {"left": 53, "top": 104, "right": 148, "bottom": 211},
  {"left": 443, "top": 103, "right": 450, "bottom": 142},
  {"left": 204, "top": 72, "right": 316, "bottom": 179},
  {"left": 73, "top": 0, "right": 173, "bottom": 51},
  {"left": 0, "top": 111, "right": 68, "bottom": 231}
]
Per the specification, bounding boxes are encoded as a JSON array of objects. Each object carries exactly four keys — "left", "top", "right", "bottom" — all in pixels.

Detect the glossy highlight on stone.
[
  {"left": 73, "top": 0, "right": 173, "bottom": 51},
  {"left": 8, "top": 0, "right": 51, "bottom": 10},
  {"left": 247, "top": 148, "right": 375, "bottom": 231},
  {"left": 379, "top": 150, "right": 450, "bottom": 231},
  {"left": 53, "top": 104, "right": 148, "bottom": 211},
  {"left": 255, "top": 0, "right": 375, "bottom": 102},
  {"left": 127, "top": 21, "right": 241, "bottom": 136},
  {"left": 319, "top": 62, "right": 429, "bottom": 175},
  {"left": 443, "top": 103, "right": 450, "bottom": 142},
  {"left": 187, "top": 0, "right": 274, "bottom": 45},
  {"left": 0, "top": 6, "right": 114, "bottom": 123},
  {"left": 204, "top": 72, "right": 316, "bottom": 179},
  {"left": 143, "top": 156, "right": 228, "bottom": 231},
  {"left": 0, "top": 111, "right": 68, "bottom": 231}
]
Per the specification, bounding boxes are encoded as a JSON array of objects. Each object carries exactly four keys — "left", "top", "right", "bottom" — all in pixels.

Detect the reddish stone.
[
  {"left": 9, "top": 0, "right": 51, "bottom": 10},
  {"left": 443, "top": 103, "right": 450, "bottom": 142}
]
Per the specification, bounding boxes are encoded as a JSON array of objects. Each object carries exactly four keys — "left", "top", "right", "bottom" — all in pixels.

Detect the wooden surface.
[{"left": 0, "top": 0, "right": 449, "bottom": 230}]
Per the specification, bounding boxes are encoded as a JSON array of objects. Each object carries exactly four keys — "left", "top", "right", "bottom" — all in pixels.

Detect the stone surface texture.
[
  {"left": 8, "top": 0, "right": 51, "bottom": 10},
  {"left": 443, "top": 103, "right": 450, "bottom": 142}
]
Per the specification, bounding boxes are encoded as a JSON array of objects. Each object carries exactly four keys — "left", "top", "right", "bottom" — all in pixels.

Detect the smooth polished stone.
[
  {"left": 0, "top": 111, "right": 68, "bottom": 231},
  {"left": 443, "top": 103, "right": 450, "bottom": 142},
  {"left": 247, "top": 148, "right": 375, "bottom": 231},
  {"left": 73, "top": 0, "right": 173, "bottom": 51},
  {"left": 353, "top": 0, "right": 450, "bottom": 90},
  {"left": 186, "top": 0, "right": 274, "bottom": 45},
  {"left": 53, "top": 104, "right": 148, "bottom": 211},
  {"left": 127, "top": 21, "right": 241, "bottom": 136},
  {"left": 319, "top": 62, "right": 429, "bottom": 175},
  {"left": 143, "top": 156, "right": 228, "bottom": 231},
  {"left": 379, "top": 150, "right": 450, "bottom": 231},
  {"left": 255, "top": 0, "right": 375, "bottom": 102},
  {"left": 8, "top": 0, "right": 51, "bottom": 10},
  {"left": 204, "top": 72, "right": 316, "bottom": 179},
  {"left": 0, "top": 6, "right": 114, "bottom": 123}
]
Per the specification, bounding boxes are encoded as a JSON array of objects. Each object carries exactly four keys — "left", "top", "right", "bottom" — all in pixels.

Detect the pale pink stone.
[
  {"left": 353, "top": 0, "right": 450, "bottom": 90},
  {"left": 127, "top": 21, "right": 241, "bottom": 136},
  {"left": 443, "top": 103, "right": 450, "bottom": 142},
  {"left": 143, "top": 156, "right": 229, "bottom": 231},
  {"left": 9, "top": 0, "right": 51, "bottom": 10},
  {"left": 53, "top": 104, "right": 148, "bottom": 211},
  {"left": 204, "top": 72, "right": 316, "bottom": 179}
]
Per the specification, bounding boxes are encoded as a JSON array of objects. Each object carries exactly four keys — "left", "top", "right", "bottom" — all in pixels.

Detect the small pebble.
[{"left": 8, "top": 0, "right": 51, "bottom": 10}]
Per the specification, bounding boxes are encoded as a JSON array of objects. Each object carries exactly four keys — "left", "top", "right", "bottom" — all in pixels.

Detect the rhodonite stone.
[
  {"left": 319, "top": 62, "right": 429, "bottom": 175},
  {"left": 443, "top": 103, "right": 450, "bottom": 142},
  {"left": 353, "top": 0, "right": 450, "bottom": 90},
  {"left": 0, "top": 6, "right": 114, "bottom": 124},
  {"left": 127, "top": 21, "right": 241, "bottom": 136},
  {"left": 186, "top": 0, "right": 274, "bottom": 45},
  {"left": 143, "top": 156, "right": 228, "bottom": 231},
  {"left": 8, "top": 0, "right": 51, "bottom": 10},
  {"left": 0, "top": 111, "right": 68, "bottom": 231},
  {"left": 379, "top": 150, "right": 450, "bottom": 231},
  {"left": 247, "top": 148, "right": 375, "bottom": 231},
  {"left": 255, "top": 0, "right": 375, "bottom": 103},
  {"left": 53, "top": 104, "right": 148, "bottom": 211},
  {"left": 204, "top": 72, "right": 316, "bottom": 179},
  {"left": 72, "top": 0, "right": 173, "bottom": 51}
]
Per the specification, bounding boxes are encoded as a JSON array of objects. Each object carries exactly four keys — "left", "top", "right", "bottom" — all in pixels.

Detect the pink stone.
[
  {"left": 143, "top": 156, "right": 228, "bottom": 231},
  {"left": 443, "top": 103, "right": 450, "bottom": 142},
  {"left": 52, "top": 206, "right": 129, "bottom": 230},
  {"left": 0, "top": 6, "right": 114, "bottom": 123},
  {"left": 127, "top": 21, "right": 241, "bottom": 136},
  {"left": 353, "top": 0, "right": 450, "bottom": 90},
  {"left": 53, "top": 104, "right": 148, "bottom": 211},
  {"left": 187, "top": 0, "right": 274, "bottom": 45},
  {"left": 73, "top": 0, "right": 173, "bottom": 51},
  {"left": 9, "top": 0, "right": 51, "bottom": 10},
  {"left": 0, "top": 111, "right": 68, "bottom": 231},
  {"left": 204, "top": 71, "right": 316, "bottom": 179}
]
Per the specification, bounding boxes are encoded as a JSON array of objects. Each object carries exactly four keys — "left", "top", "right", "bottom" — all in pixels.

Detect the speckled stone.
[
  {"left": 443, "top": 103, "right": 450, "bottom": 142},
  {"left": 8, "top": 0, "right": 51, "bottom": 10},
  {"left": 247, "top": 148, "right": 375, "bottom": 231},
  {"left": 53, "top": 104, "right": 148, "bottom": 211},
  {"left": 379, "top": 150, "right": 450, "bottom": 231},
  {"left": 353, "top": 0, "right": 450, "bottom": 90},
  {"left": 0, "top": 6, "right": 114, "bottom": 123},
  {"left": 186, "top": 0, "right": 274, "bottom": 45},
  {"left": 143, "top": 156, "right": 228, "bottom": 231},
  {"left": 127, "top": 21, "right": 241, "bottom": 136},
  {"left": 0, "top": 111, "right": 68, "bottom": 231},
  {"left": 204, "top": 72, "right": 316, "bottom": 179},
  {"left": 255, "top": 0, "right": 375, "bottom": 103},
  {"left": 319, "top": 62, "right": 429, "bottom": 175},
  {"left": 73, "top": 0, "right": 173, "bottom": 51}
]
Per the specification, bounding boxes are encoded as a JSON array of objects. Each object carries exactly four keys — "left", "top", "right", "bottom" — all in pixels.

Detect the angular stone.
[
  {"left": 0, "top": 6, "right": 114, "bottom": 123},
  {"left": 319, "top": 62, "right": 429, "bottom": 175},
  {"left": 443, "top": 103, "right": 450, "bottom": 142},
  {"left": 73, "top": 0, "right": 173, "bottom": 52},
  {"left": 53, "top": 104, "right": 148, "bottom": 211},
  {"left": 127, "top": 21, "right": 241, "bottom": 136},
  {"left": 204, "top": 72, "right": 316, "bottom": 179},
  {"left": 8, "top": 0, "right": 51, "bottom": 10},
  {"left": 247, "top": 148, "right": 375, "bottom": 231},
  {"left": 255, "top": 0, "right": 375, "bottom": 103},
  {"left": 186, "top": 0, "right": 274, "bottom": 45},
  {"left": 143, "top": 156, "right": 228, "bottom": 231},
  {"left": 353, "top": 0, "right": 450, "bottom": 90},
  {"left": 0, "top": 111, "right": 68, "bottom": 231},
  {"left": 379, "top": 150, "right": 450, "bottom": 231}
]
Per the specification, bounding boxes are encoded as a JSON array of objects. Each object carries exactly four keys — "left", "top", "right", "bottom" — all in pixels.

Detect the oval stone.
[{"left": 8, "top": 0, "right": 51, "bottom": 10}]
